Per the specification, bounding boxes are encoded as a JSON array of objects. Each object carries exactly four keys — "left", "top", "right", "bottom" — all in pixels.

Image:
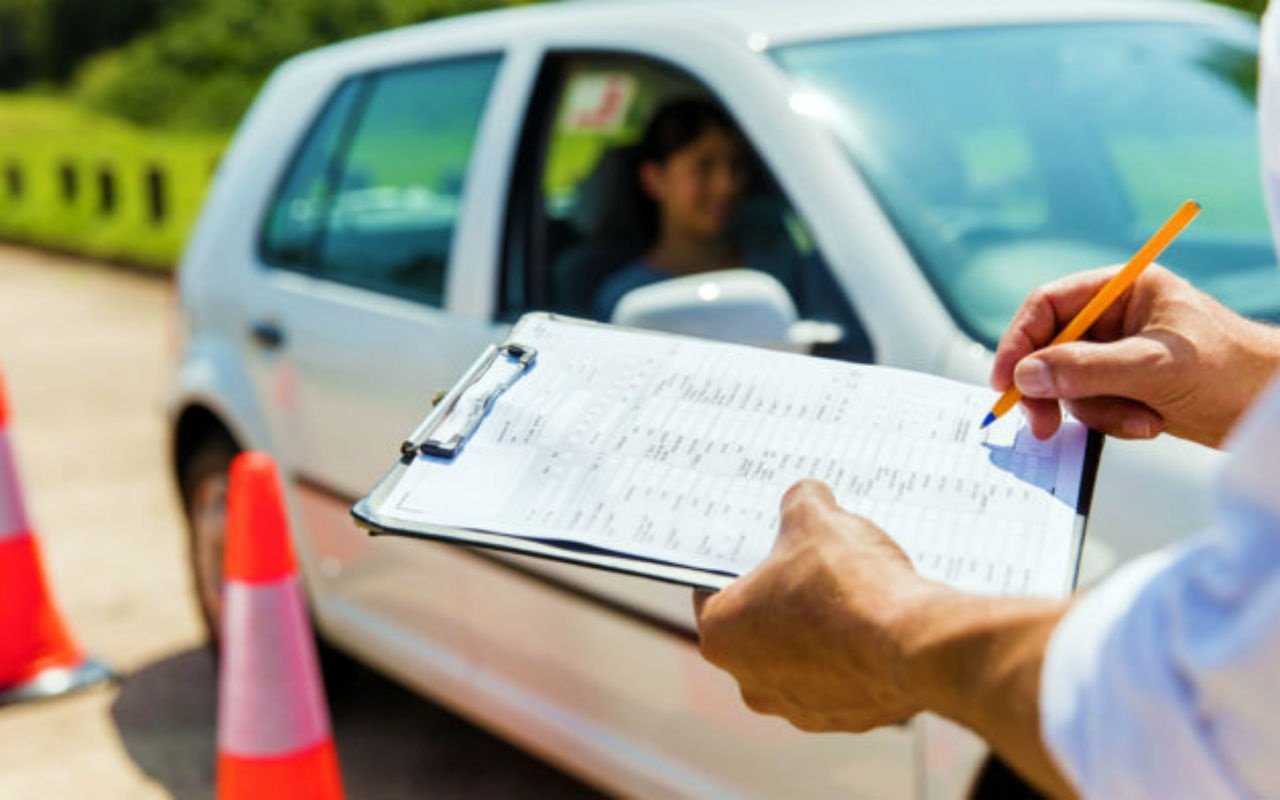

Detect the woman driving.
[{"left": 593, "top": 98, "right": 751, "bottom": 320}]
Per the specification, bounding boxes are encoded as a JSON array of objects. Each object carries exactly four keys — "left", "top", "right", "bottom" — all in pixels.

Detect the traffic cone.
[
  {"left": 0, "top": 367, "right": 113, "bottom": 705},
  {"left": 217, "top": 451, "right": 343, "bottom": 800}
]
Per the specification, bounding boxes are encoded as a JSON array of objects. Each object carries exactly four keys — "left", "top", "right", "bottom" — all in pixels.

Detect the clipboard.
[
  {"left": 398, "top": 342, "right": 538, "bottom": 461},
  {"left": 352, "top": 313, "right": 1103, "bottom": 594},
  {"left": 352, "top": 317, "right": 743, "bottom": 590}
]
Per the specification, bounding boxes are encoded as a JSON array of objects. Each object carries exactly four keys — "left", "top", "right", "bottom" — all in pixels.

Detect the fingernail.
[
  {"left": 1123, "top": 416, "right": 1154, "bottom": 438},
  {"left": 1014, "top": 358, "right": 1053, "bottom": 396}
]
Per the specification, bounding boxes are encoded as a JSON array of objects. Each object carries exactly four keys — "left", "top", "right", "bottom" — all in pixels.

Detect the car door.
[
  {"left": 465, "top": 48, "right": 915, "bottom": 798},
  {"left": 243, "top": 53, "right": 506, "bottom": 658}
]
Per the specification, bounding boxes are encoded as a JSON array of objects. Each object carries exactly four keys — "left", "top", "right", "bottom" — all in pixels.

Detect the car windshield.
[{"left": 775, "top": 21, "right": 1280, "bottom": 346}]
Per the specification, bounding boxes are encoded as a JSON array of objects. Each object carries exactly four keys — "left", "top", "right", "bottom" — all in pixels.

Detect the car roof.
[
  {"left": 571, "top": 0, "right": 1253, "bottom": 46},
  {"left": 288, "top": 0, "right": 1254, "bottom": 76}
]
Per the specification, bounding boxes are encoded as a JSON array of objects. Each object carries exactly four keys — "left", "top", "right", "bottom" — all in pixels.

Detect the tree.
[{"left": 0, "top": 0, "right": 185, "bottom": 88}]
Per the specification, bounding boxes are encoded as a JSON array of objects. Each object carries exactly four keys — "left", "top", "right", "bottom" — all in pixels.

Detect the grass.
[{"left": 0, "top": 94, "right": 228, "bottom": 270}]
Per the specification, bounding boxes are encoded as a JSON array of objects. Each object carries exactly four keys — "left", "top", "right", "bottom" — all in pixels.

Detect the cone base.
[
  {"left": 217, "top": 739, "right": 343, "bottom": 800},
  {"left": 0, "top": 657, "right": 115, "bottom": 706}
]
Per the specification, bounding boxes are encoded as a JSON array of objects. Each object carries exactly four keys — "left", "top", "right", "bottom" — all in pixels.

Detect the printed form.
[{"left": 376, "top": 316, "right": 1091, "bottom": 597}]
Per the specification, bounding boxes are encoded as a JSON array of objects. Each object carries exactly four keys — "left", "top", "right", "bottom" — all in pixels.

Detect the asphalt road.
[{"left": 0, "top": 244, "right": 601, "bottom": 799}]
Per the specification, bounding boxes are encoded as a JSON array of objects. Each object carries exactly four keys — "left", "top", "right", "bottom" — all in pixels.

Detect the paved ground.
[{"left": 0, "top": 244, "right": 600, "bottom": 799}]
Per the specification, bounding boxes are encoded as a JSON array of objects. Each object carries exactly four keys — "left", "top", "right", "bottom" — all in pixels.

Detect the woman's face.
[{"left": 640, "top": 127, "right": 749, "bottom": 240}]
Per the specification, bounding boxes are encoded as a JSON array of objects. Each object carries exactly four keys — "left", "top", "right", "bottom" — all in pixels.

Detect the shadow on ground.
[
  {"left": 109, "top": 648, "right": 217, "bottom": 799},
  {"left": 111, "top": 646, "right": 603, "bottom": 799}
]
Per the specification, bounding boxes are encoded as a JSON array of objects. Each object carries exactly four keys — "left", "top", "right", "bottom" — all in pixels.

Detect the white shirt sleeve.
[{"left": 1039, "top": 376, "right": 1280, "bottom": 798}]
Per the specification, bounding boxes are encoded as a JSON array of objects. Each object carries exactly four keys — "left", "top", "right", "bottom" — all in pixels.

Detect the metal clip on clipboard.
[{"left": 399, "top": 343, "right": 537, "bottom": 461}]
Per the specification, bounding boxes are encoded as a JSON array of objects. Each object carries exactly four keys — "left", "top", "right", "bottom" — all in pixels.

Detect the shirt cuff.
[{"left": 1038, "top": 548, "right": 1175, "bottom": 793}]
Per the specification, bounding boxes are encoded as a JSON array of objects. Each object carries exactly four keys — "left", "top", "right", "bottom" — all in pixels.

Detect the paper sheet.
[{"left": 376, "top": 317, "right": 1090, "bottom": 597}]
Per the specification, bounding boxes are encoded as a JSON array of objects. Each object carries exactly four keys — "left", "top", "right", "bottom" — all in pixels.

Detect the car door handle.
[{"left": 249, "top": 320, "right": 286, "bottom": 350}]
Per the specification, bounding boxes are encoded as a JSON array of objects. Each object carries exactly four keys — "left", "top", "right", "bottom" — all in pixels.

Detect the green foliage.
[
  {"left": 1212, "top": 0, "right": 1267, "bottom": 16},
  {"left": 72, "top": 0, "right": 531, "bottom": 131},
  {"left": 0, "top": 0, "right": 531, "bottom": 269},
  {"left": 0, "top": 93, "right": 226, "bottom": 268},
  {"left": 0, "top": 0, "right": 186, "bottom": 88}
]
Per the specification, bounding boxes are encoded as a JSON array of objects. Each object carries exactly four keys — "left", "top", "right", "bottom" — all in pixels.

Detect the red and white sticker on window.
[{"left": 562, "top": 73, "right": 636, "bottom": 133}]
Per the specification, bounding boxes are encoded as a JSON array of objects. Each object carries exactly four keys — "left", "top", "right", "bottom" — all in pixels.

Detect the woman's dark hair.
[{"left": 637, "top": 97, "right": 742, "bottom": 165}]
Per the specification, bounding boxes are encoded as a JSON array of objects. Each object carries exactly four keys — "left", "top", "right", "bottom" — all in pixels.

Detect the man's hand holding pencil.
[{"left": 992, "top": 263, "right": 1280, "bottom": 447}]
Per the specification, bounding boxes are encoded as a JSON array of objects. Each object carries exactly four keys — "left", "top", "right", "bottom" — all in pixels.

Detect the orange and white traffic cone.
[
  {"left": 217, "top": 451, "right": 343, "bottom": 800},
  {"left": 0, "top": 367, "right": 113, "bottom": 705}
]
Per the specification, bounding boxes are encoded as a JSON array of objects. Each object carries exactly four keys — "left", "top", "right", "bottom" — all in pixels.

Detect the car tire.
[
  {"left": 178, "top": 433, "right": 358, "bottom": 696},
  {"left": 180, "top": 433, "right": 237, "bottom": 647}
]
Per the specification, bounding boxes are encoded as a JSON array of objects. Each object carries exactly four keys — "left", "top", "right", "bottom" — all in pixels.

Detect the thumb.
[
  {"left": 1014, "top": 336, "right": 1169, "bottom": 403},
  {"left": 776, "top": 479, "right": 838, "bottom": 550}
]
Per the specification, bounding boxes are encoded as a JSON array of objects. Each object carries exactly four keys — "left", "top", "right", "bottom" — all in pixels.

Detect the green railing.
[{"left": 0, "top": 95, "right": 228, "bottom": 271}]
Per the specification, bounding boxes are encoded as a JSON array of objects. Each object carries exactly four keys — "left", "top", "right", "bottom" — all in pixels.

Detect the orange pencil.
[{"left": 981, "top": 198, "right": 1202, "bottom": 429}]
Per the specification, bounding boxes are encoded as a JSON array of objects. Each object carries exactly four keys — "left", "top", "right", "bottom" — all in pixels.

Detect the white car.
[{"left": 169, "top": 1, "right": 1277, "bottom": 796}]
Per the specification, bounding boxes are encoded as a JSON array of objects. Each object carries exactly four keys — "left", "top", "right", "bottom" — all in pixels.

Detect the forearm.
[{"left": 897, "top": 587, "right": 1075, "bottom": 798}]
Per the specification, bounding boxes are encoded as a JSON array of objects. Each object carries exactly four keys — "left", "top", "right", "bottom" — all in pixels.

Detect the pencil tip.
[{"left": 980, "top": 412, "right": 996, "bottom": 429}]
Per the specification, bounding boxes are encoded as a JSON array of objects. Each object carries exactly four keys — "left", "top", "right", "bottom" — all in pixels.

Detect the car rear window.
[{"left": 261, "top": 54, "right": 501, "bottom": 307}]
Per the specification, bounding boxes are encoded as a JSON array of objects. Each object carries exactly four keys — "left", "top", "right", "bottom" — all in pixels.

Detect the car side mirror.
[{"left": 610, "top": 269, "right": 843, "bottom": 352}]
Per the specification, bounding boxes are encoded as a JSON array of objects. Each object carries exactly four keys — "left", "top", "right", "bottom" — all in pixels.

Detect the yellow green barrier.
[{"left": 0, "top": 94, "right": 227, "bottom": 271}]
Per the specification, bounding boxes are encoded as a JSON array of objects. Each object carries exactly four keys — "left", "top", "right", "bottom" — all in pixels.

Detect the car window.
[
  {"left": 261, "top": 79, "right": 364, "bottom": 268},
  {"left": 502, "top": 53, "right": 873, "bottom": 362},
  {"left": 261, "top": 55, "right": 501, "bottom": 306}
]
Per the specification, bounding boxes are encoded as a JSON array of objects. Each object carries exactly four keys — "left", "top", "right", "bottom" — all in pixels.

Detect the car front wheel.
[{"left": 177, "top": 433, "right": 358, "bottom": 692}]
